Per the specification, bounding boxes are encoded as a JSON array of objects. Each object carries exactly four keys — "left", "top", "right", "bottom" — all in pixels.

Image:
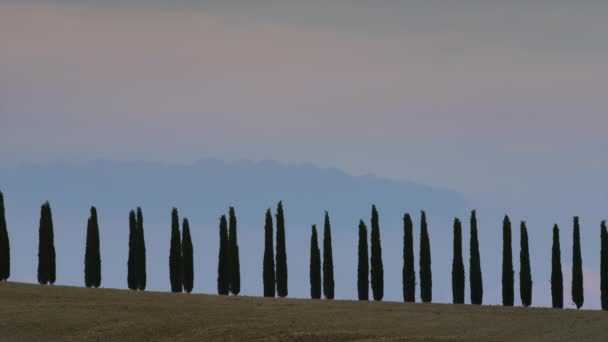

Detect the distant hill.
[{"left": 0, "top": 159, "right": 467, "bottom": 300}]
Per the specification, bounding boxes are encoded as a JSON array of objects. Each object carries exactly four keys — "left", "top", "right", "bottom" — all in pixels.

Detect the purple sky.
[{"left": 1, "top": 1, "right": 607, "bottom": 200}]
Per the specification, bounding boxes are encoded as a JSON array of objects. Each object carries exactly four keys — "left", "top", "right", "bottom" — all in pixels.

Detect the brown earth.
[{"left": 0, "top": 281, "right": 606, "bottom": 341}]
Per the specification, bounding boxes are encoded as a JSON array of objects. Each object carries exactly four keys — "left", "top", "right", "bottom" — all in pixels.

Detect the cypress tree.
[
  {"left": 469, "top": 210, "right": 483, "bottom": 305},
  {"left": 127, "top": 210, "right": 137, "bottom": 290},
  {"left": 228, "top": 207, "right": 240, "bottom": 295},
  {"left": 84, "top": 206, "right": 101, "bottom": 288},
  {"left": 263, "top": 209, "right": 275, "bottom": 297},
  {"left": 275, "top": 201, "right": 288, "bottom": 298},
  {"left": 38, "top": 202, "right": 56, "bottom": 285},
  {"left": 419, "top": 211, "right": 432, "bottom": 303},
  {"left": 519, "top": 221, "right": 532, "bottom": 307},
  {"left": 218, "top": 215, "right": 230, "bottom": 295},
  {"left": 0, "top": 191, "right": 10, "bottom": 281},
  {"left": 182, "top": 218, "right": 194, "bottom": 293},
  {"left": 310, "top": 225, "right": 321, "bottom": 299},
  {"left": 502, "top": 215, "right": 514, "bottom": 306},
  {"left": 370, "top": 205, "right": 384, "bottom": 301},
  {"left": 48, "top": 203, "right": 56, "bottom": 285},
  {"left": 601, "top": 221, "right": 608, "bottom": 311},
  {"left": 169, "top": 208, "right": 183, "bottom": 293},
  {"left": 403, "top": 213, "right": 415, "bottom": 302},
  {"left": 37, "top": 203, "right": 48, "bottom": 284},
  {"left": 551, "top": 224, "right": 563, "bottom": 309},
  {"left": 135, "top": 207, "right": 146, "bottom": 291},
  {"left": 323, "top": 211, "right": 335, "bottom": 300},
  {"left": 452, "top": 218, "right": 465, "bottom": 304},
  {"left": 357, "top": 220, "right": 369, "bottom": 301},
  {"left": 572, "top": 216, "right": 584, "bottom": 309}
]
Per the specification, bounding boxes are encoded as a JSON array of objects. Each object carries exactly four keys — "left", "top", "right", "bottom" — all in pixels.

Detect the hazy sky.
[{"left": 1, "top": 1, "right": 607, "bottom": 202}]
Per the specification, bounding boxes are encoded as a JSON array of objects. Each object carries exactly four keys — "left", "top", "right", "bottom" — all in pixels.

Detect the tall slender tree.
[
  {"left": 323, "top": 211, "right": 335, "bottom": 300},
  {"left": 403, "top": 213, "right": 415, "bottom": 302},
  {"left": 218, "top": 215, "right": 230, "bottom": 295},
  {"left": 502, "top": 215, "right": 514, "bottom": 306},
  {"left": 310, "top": 225, "right": 321, "bottom": 299},
  {"left": 551, "top": 224, "right": 563, "bottom": 309},
  {"left": 370, "top": 205, "right": 384, "bottom": 301},
  {"left": 169, "top": 208, "right": 183, "bottom": 293},
  {"left": 519, "top": 221, "right": 532, "bottom": 307},
  {"left": 228, "top": 207, "right": 240, "bottom": 295},
  {"left": 37, "top": 203, "right": 48, "bottom": 284},
  {"left": 37, "top": 202, "right": 56, "bottom": 285},
  {"left": 419, "top": 211, "right": 432, "bottom": 303},
  {"left": 601, "top": 221, "right": 608, "bottom": 311},
  {"left": 135, "top": 207, "right": 146, "bottom": 291},
  {"left": 275, "top": 201, "right": 288, "bottom": 298},
  {"left": 0, "top": 191, "right": 10, "bottom": 281},
  {"left": 357, "top": 220, "right": 369, "bottom": 301},
  {"left": 263, "top": 209, "right": 275, "bottom": 297},
  {"left": 452, "top": 218, "right": 465, "bottom": 304},
  {"left": 572, "top": 216, "right": 584, "bottom": 309},
  {"left": 182, "top": 218, "right": 194, "bottom": 293},
  {"left": 84, "top": 206, "right": 101, "bottom": 288},
  {"left": 127, "top": 210, "right": 137, "bottom": 290},
  {"left": 469, "top": 210, "right": 483, "bottom": 305}
]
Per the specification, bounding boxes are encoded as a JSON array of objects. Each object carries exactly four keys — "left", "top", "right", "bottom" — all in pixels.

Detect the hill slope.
[{"left": 0, "top": 282, "right": 606, "bottom": 341}]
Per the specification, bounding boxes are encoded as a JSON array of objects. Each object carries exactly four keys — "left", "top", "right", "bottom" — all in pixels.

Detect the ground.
[{"left": 0, "top": 282, "right": 606, "bottom": 341}]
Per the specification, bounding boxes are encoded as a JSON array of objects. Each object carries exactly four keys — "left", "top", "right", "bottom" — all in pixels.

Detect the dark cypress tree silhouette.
[
  {"left": 127, "top": 210, "right": 137, "bottom": 290},
  {"left": 502, "top": 215, "right": 514, "bottom": 306},
  {"left": 263, "top": 209, "right": 275, "bottom": 297},
  {"left": 37, "top": 203, "right": 48, "bottom": 284},
  {"left": 519, "top": 221, "right": 532, "bottom": 307},
  {"left": 169, "top": 208, "right": 183, "bottom": 293},
  {"left": 452, "top": 218, "right": 465, "bottom": 304},
  {"left": 419, "top": 211, "right": 432, "bottom": 303},
  {"left": 84, "top": 206, "right": 101, "bottom": 288},
  {"left": 182, "top": 218, "right": 194, "bottom": 293},
  {"left": 275, "top": 201, "right": 288, "bottom": 298},
  {"left": 370, "top": 205, "right": 384, "bottom": 301},
  {"left": 601, "top": 221, "right": 608, "bottom": 311},
  {"left": 48, "top": 203, "right": 56, "bottom": 285},
  {"left": 403, "top": 213, "right": 415, "bottom": 302},
  {"left": 469, "top": 210, "right": 483, "bottom": 305},
  {"left": 572, "top": 216, "right": 584, "bottom": 309},
  {"left": 551, "top": 224, "right": 563, "bottom": 309},
  {"left": 310, "top": 225, "right": 321, "bottom": 299},
  {"left": 228, "top": 207, "right": 240, "bottom": 295},
  {"left": 357, "top": 220, "right": 369, "bottom": 301},
  {"left": 218, "top": 215, "right": 230, "bottom": 295},
  {"left": 0, "top": 192, "right": 10, "bottom": 281},
  {"left": 135, "top": 207, "right": 146, "bottom": 291},
  {"left": 323, "top": 211, "right": 335, "bottom": 300},
  {"left": 38, "top": 202, "right": 56, "bottom": 285}
]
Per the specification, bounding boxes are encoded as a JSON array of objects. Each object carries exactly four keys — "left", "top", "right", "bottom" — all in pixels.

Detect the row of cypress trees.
[
  {"left": 1, "top": 192, "right": 608, "bottom": 310},
  {"left": 357, "top": 210, "right": 434, "bottom": 303}
]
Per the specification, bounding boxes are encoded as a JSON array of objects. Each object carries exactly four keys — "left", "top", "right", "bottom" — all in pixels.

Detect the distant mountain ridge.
[{"left": 0, "top": 159, "right": 467, "bottom": 224}]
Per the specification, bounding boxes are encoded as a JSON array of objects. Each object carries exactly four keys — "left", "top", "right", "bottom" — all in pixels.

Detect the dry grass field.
[{"left": 0, "top": 282, "right": 606, "bottom": 341}]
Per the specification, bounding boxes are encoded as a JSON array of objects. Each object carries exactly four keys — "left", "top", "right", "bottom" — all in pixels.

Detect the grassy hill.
[{"left": 0, "top": 282, "right": 606, "bottom": 341}]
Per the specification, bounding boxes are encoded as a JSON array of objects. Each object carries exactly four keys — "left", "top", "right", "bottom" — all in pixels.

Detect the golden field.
[{"left": 0, "top": 282, "right": 606, "bottom": 341}]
